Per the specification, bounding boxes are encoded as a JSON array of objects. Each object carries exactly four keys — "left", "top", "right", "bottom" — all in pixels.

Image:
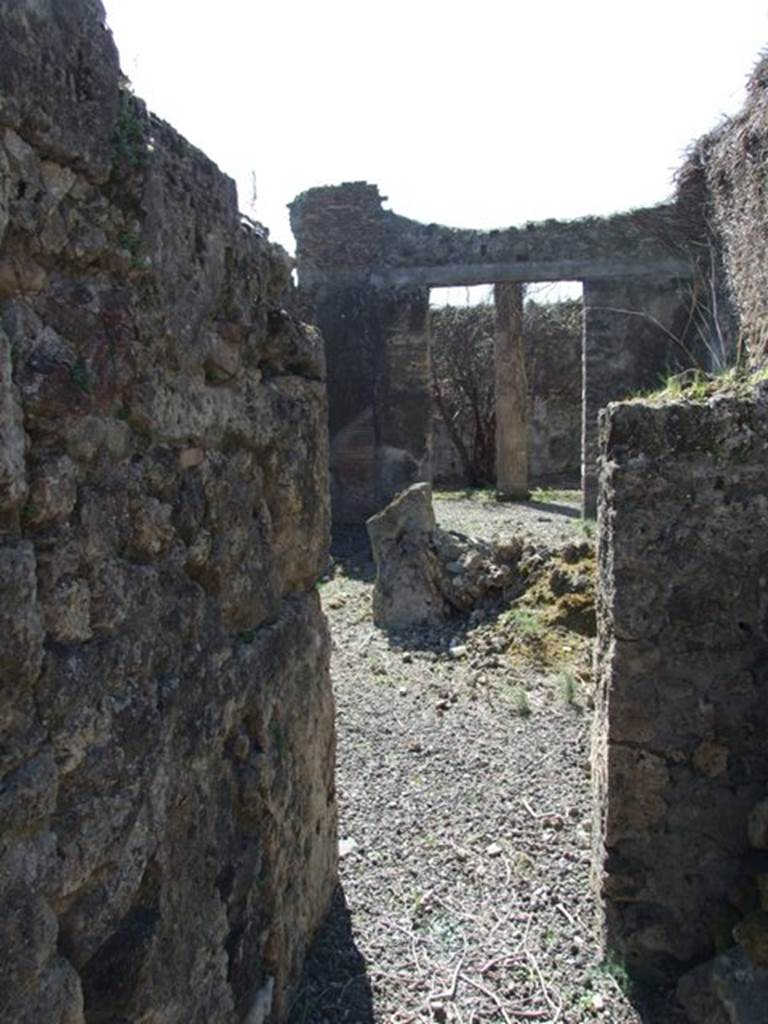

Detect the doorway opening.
[{"left": 429, "top": 281, "right": 584, "bottom": 495}]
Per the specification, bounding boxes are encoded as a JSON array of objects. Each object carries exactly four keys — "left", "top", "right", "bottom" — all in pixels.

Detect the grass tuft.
[
  {"left": 631, "top": 363, "right": 768, "bottom": 405},
  {"left": 557, "top": 670, "right": 580, "bottom": 706},
  {"left": 505, "top": 606, "right": 544, "bottom": 638},
  {"left": 508, "top": 685, "right": 532, "bottom": 717}
]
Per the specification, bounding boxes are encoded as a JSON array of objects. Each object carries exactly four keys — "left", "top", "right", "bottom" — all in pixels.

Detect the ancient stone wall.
[
  {"left": 593, "top": 393, "right": 768, "bottom": 985},
  {"left": 526, "top": 304, "right": 582, "bottom": 485},
  {"left": 312, "top": 280, "right": 432, "bottom": 523},
  {"left": 678, "top": 54, "right": 768, "bottom": 367},
  {"left": 581, "top": 276, "right": 698, "bottom": 513},
  {"left": 291, "top": 182, "right": 696, "bottom": 521},
  {"left": 290, "top": 182, "right": 691, "bottom": 285},
  {"left": 0, "top": 3, "right": 336, "bottom": 1021}
]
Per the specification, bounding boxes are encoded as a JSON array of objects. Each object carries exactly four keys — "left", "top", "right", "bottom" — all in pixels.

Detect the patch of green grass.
[
  {"left": 631, "top": 363, "right": 768, "bottom": 405},
  {"left": 238, "top": 629, "right": 256, "bottom": 644},
  {"left": 112, "top": 93, "right": 147, "bottom": 169},
  {"left": 530, "top": 486, "right": 575, "bottom": 504},
  {"left": 592, "top": 955, "right": 633, "bottom": 996},
  {"left": 508, "top": 684, "right": 531, "bottom": 717},
  {"left": 557, "top": 670, "right": 580, "bottom": 706},
  {"left": 580, "top": 518, "right": 595, "bottom": 540},
  {"left": 505, "top": 606, "right": 544, "bottom": 638},
  {"left": 530, "top": 486, "right": 557, "bottom": 502},
  {"left": 659, "top": 367, "right": 711, "bottom": 400},
  {"left": 432, "top": 486, "right": 497, "bottom": 503},
  {"left": 421, "top": 910, "right": 464, "bottom": 954}
]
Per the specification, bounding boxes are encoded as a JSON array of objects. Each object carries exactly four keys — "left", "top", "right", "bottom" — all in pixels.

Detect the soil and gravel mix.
[{"left": 289, "top": 492, "right": 684, "bottom": 1024}]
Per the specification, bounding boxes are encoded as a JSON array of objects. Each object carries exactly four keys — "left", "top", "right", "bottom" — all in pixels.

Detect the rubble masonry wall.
[
  {"left": 0, "top": 2, "right": 337, "bottom": 1021},
  {"left": 593, "top": 394, "right": 768, "bottom": 982}
]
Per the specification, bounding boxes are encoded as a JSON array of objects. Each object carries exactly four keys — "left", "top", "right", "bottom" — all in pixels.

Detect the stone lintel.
[{"left": 299, "top": 257, "right": 693, "bottom": 292}]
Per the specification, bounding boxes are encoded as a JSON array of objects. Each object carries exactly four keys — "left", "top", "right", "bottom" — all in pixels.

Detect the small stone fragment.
[
  {"left": 692, "top": 741, "right": 729, "bottom": 778},
  {"left": 339, "top": 838, "right": 358, "bottom": 859},
  {"left": 25, "top": 454, "right": 77, "bottom": 528},
  {"left": 179, "top": 446, "right": 205, "bottom": 468}
]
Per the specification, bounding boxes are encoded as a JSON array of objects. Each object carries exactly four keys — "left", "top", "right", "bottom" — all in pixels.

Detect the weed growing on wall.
[
  {"left": 112, "top": 93, "right": 146, "bottom": 169},
  {"left": 631, "top": 363, "right": 768, "bottom": 404}
]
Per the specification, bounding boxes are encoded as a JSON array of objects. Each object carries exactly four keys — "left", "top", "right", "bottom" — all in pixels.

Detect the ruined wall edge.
[{"left": 0, "top": 3, "right": 337, "bottom": 1021}]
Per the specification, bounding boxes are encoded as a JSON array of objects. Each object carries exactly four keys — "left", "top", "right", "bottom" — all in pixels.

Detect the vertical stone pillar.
[
  {"left": 289, "top": 183, "right": 389, "bottom": 523},
  {"left": 372, "top": 287, "right": 432, "bottom": 508},
  {"left": 593, "top": 396, "right": 768, "bottom": 984},
  {"left": 494, "top": 282, "right": 529, "bottom": 499},
  {"left": 581, "top": 277, "right": 693, "bottom": 517}
]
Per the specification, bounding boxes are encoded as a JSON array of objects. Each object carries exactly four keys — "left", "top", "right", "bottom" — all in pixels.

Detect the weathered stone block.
[
  {"left": 0, "top": 326, "right": 27, "bottom": 520},
  {"left": 25, "top": 454, "right": 78, "bottom": 528},
  {"left": 678, "top": 946, "right": 768, "bottom": 1024},
  {"left": 0, "top": 542, "right": 44, "bottom": 685},
  {"left": 0, "top": 0, "right": 120, "bottom": 180},
  {"left": 367, "top": 483, "right": 447, "bottom": 629},
  {"left": 0, "top": 3, "right": 336, "bottom": 1020},
  {"left": 593, "top": 392, "right": 768, "bottom": 983}
]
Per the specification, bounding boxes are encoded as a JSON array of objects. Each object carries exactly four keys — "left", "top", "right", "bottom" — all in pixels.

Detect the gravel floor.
[{"left": 288, "top": 493, "right": 683, "bottom": 1024}]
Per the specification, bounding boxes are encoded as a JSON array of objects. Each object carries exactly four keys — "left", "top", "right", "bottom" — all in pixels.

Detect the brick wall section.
[
  {"left": 593, "top": 393, "right": 768, "bottom": 983},
  {"left": 0, "top": 3, "right": 336, "bottom": 1021}
]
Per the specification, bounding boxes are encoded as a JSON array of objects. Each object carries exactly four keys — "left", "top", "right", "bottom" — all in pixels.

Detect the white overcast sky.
[{"left": 102, "top": 1, "right": 767, "bottom": 259}]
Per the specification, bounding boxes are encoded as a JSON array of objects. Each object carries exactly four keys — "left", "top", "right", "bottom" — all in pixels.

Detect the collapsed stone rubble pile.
[{"left": 367, "top": 482, "right": 594, "bottom": 633}]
